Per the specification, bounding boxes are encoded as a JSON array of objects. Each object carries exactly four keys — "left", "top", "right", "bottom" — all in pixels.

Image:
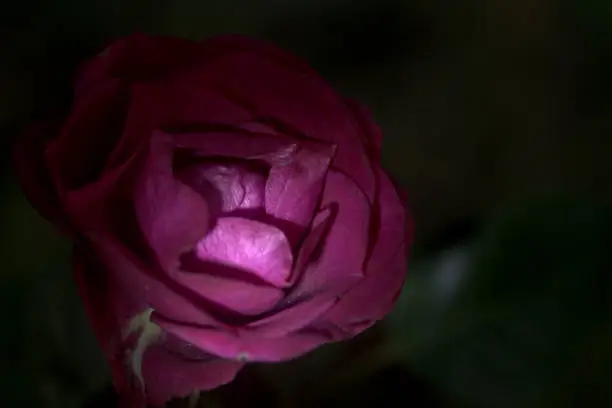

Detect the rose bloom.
[{"left": 13, "top": 34, "right": 412, "bottom": 407}]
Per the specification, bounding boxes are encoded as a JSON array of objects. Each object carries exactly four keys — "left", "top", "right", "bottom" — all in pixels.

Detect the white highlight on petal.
[{"left": 124, "top": 308, "right": 162, "bottom": 390}]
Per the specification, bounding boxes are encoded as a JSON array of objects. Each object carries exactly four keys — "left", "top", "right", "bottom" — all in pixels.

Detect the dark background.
[{"left": 1, "top": 1, "right": 611, "bottom": 407}]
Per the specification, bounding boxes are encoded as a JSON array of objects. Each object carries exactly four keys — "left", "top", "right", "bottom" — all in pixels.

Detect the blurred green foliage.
[{"left": 390, "top": 196, "right": 612, "bottom": 407}]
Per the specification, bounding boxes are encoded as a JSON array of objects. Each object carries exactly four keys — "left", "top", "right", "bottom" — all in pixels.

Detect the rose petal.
[
  {"left": 12, "top": 120, "right": 70, "bottom": 232},
  {"left": 66, "top": 135, "right": 278, "bottom": 324},
  {"left": 177, "top": 162, "right": 266, "bottom": 218},
  {"left": 107, "top": 81, "right": 251, "bottom": 171},
  {"left": 265, "top": 144, "right": 336, "bottom": 245},
  {"left": 189, "top": 49, "right": 377, "bottom": 202},
  {"left": 75, "top": 34, "right": 206, "bottom": 99},
  {"left": 344, "top": 98, "right": 383, "bottom": 161},
  {"left": 46, "top": 79, "right": 128, "bottom": 191},
  {"left": 324, "top": 168, "right": 411, "bottom": 332},
  {"left": 74, "top": 240, "right": 237, "bottom": 407},
  {"left": 248, "top": 295, "right": 336, "bottom": 336},
  {"left": 76, "top": 34, "right": 310, "bottom": 98},
  {"left": 290, "top": 206, "right": 335, "bottom": 286},
  {"left": 193, "top": 217, "right": 293, "bottom": 288},
  {"left": 283, "top": 170, "right": 371, "bottom": 304},
  {"left": 177, "top": 261, "right": 285, "bottom": 316},
  {"left": 141, "top": 342, "right": 244, "bottom": 407},
  {"left": 134, "top": 131, "right": 210, "bottom": 269},
  {"left": 171, "top": 128, "right": 296, "bottom": 160},
  {"left": 245, "top": 207, "right": 336, "bottom": 335},
  {"left": 155, "top": 315, "right": 331, "bottom": 362},
  {"left": 66, "top": 137, "right": 232, "bottom": 327}
]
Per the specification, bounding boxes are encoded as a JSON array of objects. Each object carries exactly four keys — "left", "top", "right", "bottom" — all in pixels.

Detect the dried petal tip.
[{"left": 124, "top": 308, "right": 163, "bottom": 391}]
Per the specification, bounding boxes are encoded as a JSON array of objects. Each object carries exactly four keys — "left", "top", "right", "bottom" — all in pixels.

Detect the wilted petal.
[
  {"left": 194, "top": 217, "right": 293, "bottom": 288},
  {"left": 134, "top": 132, "right": 210, "bottom": 269},
  {"left": 324, "top": 168, "right": 410, "bottom": 332}
]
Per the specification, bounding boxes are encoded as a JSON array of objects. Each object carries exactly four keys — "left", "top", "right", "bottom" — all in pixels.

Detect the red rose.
[{"left": 13, "top": 34, "right": 412, "bottom": 407}]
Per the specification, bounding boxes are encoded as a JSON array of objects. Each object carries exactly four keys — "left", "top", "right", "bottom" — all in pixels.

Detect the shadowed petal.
[
  {"left": 178, "top": 262, "right": 285, "bottom": 316},
  {"left": 134, "top": 132, "right": 210, "bottom": 269},
  {"left": 107, "top": 82, "right": 251, "bottom": 169},
  {"left": 75, "top": 34, "right": 207, "bottom": 100},
  {"left": 344, "top": 98, "right": 383, "bottom": 161},
  {"left": 171, "top": 128, "right": 295, "bottom": 160},
  {"left": 154, "top": 315, "right": 331, "bottom": 362},
  {"left": 324, "top": 168, "right": 411, "bottom": 332},
  {"left": 46, "top": 79, "right": 128, "bottom": 191},
  {"left": 188, "top": 49, "right": 377, "bottom": 202},
  {"left": 283, "top": 170, "right": 370, "bottom": 304},
  {"left": 141, "top": 341, "right": 244, "bottom": 407}
]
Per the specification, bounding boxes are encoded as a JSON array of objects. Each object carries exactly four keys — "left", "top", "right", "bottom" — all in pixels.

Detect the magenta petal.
[
  {"left": 265, "top": 143, "right": 336, "bottom": 245},
  {"left": 324, "top": 168, "right": 410, "bottom": 332},
  {"left": 177, "top": 162, "right": 266, "bottom": 217},
  {"left": 107, "top": 80, "right": 252, "bottom": 171},
  {"left": 191, "top": 49, "right": 377, "bottom": 201},
  {"left": 251, "top": 207, "right": 336, "bottom": 333},
  {"left": 129, "top": 80, "right": 251, "bottom": 128},
  {"left": 91, "top": 236, "right": 224, "bottom": 329},
  {"left": 46, "top": 79, "right": 127, "bottom": 191},
  {"left": 75, "top": 34, "right": 206, "bottom": 99},
  {"left": 283, "top": 170, "right": 371, "bottom": 304},
  {"left": 171, "top": 129, "right": 295, "bottom": 160},
  {"left": 141, "top": 343, "right": 244, "bottom": 407},
  {"left": 66, "top": 139, "right": 225, "bottom": 329},
  {"left": 344, "top": 98, "right": 383, "bottom": 161},
  {"left": 155, "top": 316, "right": 329, "bottom": 362},
  {"left": 249, "top": 295, "right": 335, "bottom": 336},
  {"left": 194, "top": 217, "right": 293, "bottom": 288},
  {"left": 73, "top": 240, "right": 233, "bottom": 406},
  {"left": 177, "top": 265, "right": 284, "bottom": 316},
  {"left": 134, "top": 132, "right": 210, "bottom": 268},
  {"left": 289, "top": 206, "right": 335, "bottom": 286}
]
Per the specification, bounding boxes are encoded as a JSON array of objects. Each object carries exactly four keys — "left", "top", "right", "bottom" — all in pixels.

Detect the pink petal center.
[{"left": 195, "top": 217, "right": 293, "bottom": 287}]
